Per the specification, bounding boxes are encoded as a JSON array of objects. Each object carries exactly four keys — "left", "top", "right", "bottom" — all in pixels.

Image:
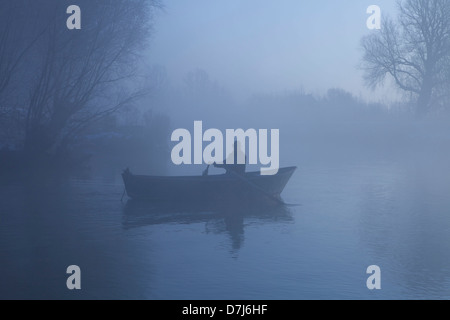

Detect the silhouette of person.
[{"left": 214, "top": 140, "right": 246, "bottom": 175}]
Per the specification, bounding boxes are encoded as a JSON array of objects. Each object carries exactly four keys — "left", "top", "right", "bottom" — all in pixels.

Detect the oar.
[
  {"left": 121, "top": 187, "right": 127, "bottom": 202},
  {"left": 202, "top": 165, "right": 210, "bottom": 176},
  {"left": 226, "top": 169, "right": 287, "bottom": 206}
]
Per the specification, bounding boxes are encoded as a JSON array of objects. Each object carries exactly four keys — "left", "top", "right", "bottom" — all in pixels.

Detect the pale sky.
[{"left": 148, "top": 0, "right": 399, "bottom": 102}]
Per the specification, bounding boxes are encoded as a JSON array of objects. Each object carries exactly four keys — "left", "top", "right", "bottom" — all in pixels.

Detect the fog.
[
  {"left": 137, "top": 0, "right": 450, "bottom": 177},
  {"left": 1, "top": 0, "right": 449, "bottom": 179},
  {"left": 149, "top": 0, "right": 398, "bottom": 102},
  {"left": 1, "top": 0, "right": 450, "bottom": 300}
]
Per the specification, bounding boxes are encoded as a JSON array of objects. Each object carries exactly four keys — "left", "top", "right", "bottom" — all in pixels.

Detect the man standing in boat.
[{"left": 213, "top": 140, "right": 246, "bottom": 175}]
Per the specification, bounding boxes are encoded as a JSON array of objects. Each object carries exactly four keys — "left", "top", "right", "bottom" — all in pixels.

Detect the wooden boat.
[{"left": 122, "top": 166, "right": 297, "bottom": 205}]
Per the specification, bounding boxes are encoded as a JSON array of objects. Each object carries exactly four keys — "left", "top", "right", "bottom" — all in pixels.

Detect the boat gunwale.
[{"left": 123, "top": 166, "right": 297, "bottom": 182}]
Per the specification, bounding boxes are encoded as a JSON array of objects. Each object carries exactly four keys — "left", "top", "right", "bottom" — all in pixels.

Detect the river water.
[{"left": 1, "top": 152, "right": 450, "bottom": 299}]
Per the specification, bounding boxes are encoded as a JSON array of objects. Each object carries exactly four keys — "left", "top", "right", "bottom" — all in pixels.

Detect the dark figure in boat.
[{"left": 213, "top": 140, "right": 246, "bottom": 175}]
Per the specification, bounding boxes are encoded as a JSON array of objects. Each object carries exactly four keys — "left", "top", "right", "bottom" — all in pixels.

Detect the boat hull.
[{"left": 122, "top": 167, "right": 297, "bottom": 204}]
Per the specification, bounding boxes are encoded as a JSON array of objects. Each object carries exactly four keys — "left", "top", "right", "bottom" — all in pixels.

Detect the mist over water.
[
  {"left": 1, "top": 146, "right": 450, "bottom": 299},
  {"left": 1, "top": 0, "right": 450, "bottom": 300}
]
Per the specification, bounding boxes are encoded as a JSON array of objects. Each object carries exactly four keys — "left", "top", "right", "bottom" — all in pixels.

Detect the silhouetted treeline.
[{"left": 247, "top": 88, "right": 411, "bottom": 122}]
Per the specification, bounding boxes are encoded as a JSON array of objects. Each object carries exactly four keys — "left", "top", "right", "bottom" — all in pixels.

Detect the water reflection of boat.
[
  {"left": 122, "top": 167, "right": 297, "bottom": 205},
  {"left": 122, "top": 200, "right": 294, "bottom": 251}
]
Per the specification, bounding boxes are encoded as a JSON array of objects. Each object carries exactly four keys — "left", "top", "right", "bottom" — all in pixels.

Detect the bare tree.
[
  {"left": 0, "top": 0, "right": 160, "bottom": 161},
  {"left": 0, "top": 2, "right": 38, "bottom": 100},
  {"left": 0, "top": 1, "right": 47, "bottom": 131},
  {"left": 361, "top": 0, "right": 450, "bottom": 115}
]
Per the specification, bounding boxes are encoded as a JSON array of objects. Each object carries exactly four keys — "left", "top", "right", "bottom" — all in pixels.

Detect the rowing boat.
[{"left": 122, "top": 166, "right": 296, "bottom": 204}]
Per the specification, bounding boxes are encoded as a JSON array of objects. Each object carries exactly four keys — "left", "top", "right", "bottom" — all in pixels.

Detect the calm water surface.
[{"left": 1, "top": 155, "right": 450, "bottom": 299}]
